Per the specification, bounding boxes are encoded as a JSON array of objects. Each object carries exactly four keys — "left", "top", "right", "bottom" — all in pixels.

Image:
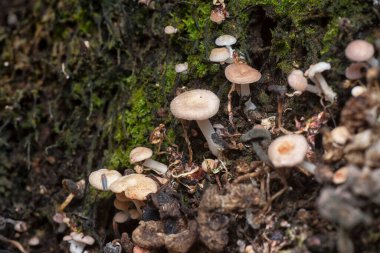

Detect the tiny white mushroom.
[
  {"left": 130, "top": 147, "right": 168, "bottom": 175},
  {"left": 175, "top": 62, "right": 188, "bottom": 74},
  {"left": 164, "top": 25, "right": 177, "bottom": 34},
  {"left": 305, "top": 62, "right": 336, "bottom": 103}
]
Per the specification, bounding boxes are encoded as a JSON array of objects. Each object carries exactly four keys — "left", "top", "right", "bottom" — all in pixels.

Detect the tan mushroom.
[
  {"left": 225, "top": 63, "right": 261, "bottom": 97},
  {"left": 170, "top": 89, "right": 221, "bottom": 156},
  {"left": 130, "top": 147, "right": 168, "bottom": 175}
]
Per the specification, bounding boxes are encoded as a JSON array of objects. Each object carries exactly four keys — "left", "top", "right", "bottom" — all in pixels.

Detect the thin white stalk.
[
  {"left": 142, "top": 158, "right": 168, "bottom": 174},
  {"left": 196, "top": 119, "right": 220, "bottom": 157},
  {"left": 311, "top": 73, "right": 336, "bottom": 103},
  {"left": 299, "top": 160, "right": 316, "bottom": 174}
]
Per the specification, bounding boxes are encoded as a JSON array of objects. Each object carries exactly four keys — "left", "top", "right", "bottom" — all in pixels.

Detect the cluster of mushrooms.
[{"left": 78, "top": 2, "right": 379, "bottom": 252}]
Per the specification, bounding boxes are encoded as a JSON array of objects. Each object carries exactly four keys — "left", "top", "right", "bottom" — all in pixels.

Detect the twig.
[{"left": 0, "top": 235, "right": 28, "bottom": 253}]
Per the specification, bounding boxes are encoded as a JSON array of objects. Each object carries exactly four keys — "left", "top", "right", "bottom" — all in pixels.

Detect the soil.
[{"left": 1, "top": 1, "right": 380, "bottom": 253}]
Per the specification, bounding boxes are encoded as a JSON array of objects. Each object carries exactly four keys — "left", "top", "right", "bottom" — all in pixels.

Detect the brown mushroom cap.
[
  {"left": 130, "top": 147, "right": 153, "bottom": 163},
  {"left": 225, "top": 63, "right": 261, "bottom": 84},
  {"left": 109, "top": 174, "right": 158, "bottom": 201},
  {"left": 268, "top": 134, "right": 308, "bottom": 168},
  {"left": 170, "top": 89, "right": 220, "bottom": 121},
  {"left": 88, "top": 169, "right": 122, "bottom": 191},
  {"left": 345, "top": 40, "right": 375, "bottom": 62}
]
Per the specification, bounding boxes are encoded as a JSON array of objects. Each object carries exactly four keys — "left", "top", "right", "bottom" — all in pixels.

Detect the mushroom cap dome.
[
  {"left": 345, "top": 40, "right": 375, "bottom": 62},
  {"left": 130, "top": 147, "right": 153, "bottom": 163},
  {"left": 170, "top": 89, "right": 220, "bottom": 121},
  {"left": 268, "top": 134, "right": 308, "bottom": 168},
  {"left": 215, "top": 35, "right": 237, "bottom": 46},
  {"left": 209, "top": 47, "right": 230, "bottom": 62},
  {"left": 88, "top": 169, "right": 122, "bottom": 191},
  {"left": 287, "top": 69, "right": 308, "bottom": 91},
  {"left": 225, "top": 63, "right": 261, "bottom": 84},
  {"left": 109, "top": 174, "right": 158, "bottom": 200}
]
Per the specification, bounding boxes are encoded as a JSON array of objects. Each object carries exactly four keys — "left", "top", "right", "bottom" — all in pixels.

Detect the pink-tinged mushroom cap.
[
  {"left": 345, "top": 40, "right": 375, "bottom": 62},
  {"left": 268, "top": 134, "right": 308, "bottom": 168},
  {"left": 225, "top": 63, "right": 261, "bottom": 84},
  {"left": 287, "top": 69, "right": 308, "bottom": 91}
]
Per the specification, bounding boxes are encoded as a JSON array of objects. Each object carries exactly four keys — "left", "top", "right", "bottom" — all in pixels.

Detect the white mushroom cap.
[
  {"left": 304, "top": 62, "right": 331, "bottom": 78},
  {"left": 130, "top": 147, "right": 153, "bottom": 163},
  {"left": 351, "top": 86, "right": 367, "bottom": 97},
  {"left": 88, "top": 169, "right": 122, "bottom": 191},
  {"left": 164, "top": 25, "right": 177, "bottom": 34},
  {"left": 225, "top": 63, "right": 261, "bottom": 84},
  {"left": 109, "top": 174, "right": 158, "bottom": 201},
  {"left": 215, "top": 35, "right": 237, "bottom": 46},
  {"left": 268, "top": 134, "right": 308, "bottom": 168},
  {"left": 345, "top": 40, "right": 375, "bottom": 62},
  {"left": 209, "top": 47, "right": 230, "bottom": 62},
  {"left": 287, "top": 69, "right": 308, "bottom": 91},
  {"left": 170, "top": 89, "right": 220, "bottom": 121},
  {"left": 175, "top": 62, "right": 188, "bottom": 73}
]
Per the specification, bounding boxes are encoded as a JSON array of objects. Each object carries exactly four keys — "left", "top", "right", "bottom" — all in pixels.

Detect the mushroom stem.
[
  {"left": 312, "top": 73, "right": 336, "bottom": 103},
  {"left": 305, "top": 84, "right": 322, "bottom": 95},
  {"left": 251, "top": 142, "right": 270, "bottom": 164},
  {"left": 367, "top": 57, "right": 379, "bottom": 67},
  {"left": 196, "top": 119, "right": 220, "bottom": 157},
  {"left": 226, "top": 45, "right": 233, "bottom": 58},
  {"left": 298, "top": 160, "right": 316, "bottom": 175},
  {"left": 240, "top": 84, "right": 251, "bottom": 97},
  {"left": 142, "top": 158, "right": 168, "bottom": 174}
]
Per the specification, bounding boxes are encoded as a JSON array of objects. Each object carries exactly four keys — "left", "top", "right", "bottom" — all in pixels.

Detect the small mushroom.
[
  {"left": 215, "top": 34, "right": 236, "bottom": 58},
  {"left": 209, "top": 47, "right": 230, "bottom": 64},
  {"left": 268, "top": 134, "right": 316, "bottom": 174},
  {"left": 305, "top": 62, "right": 336, "bottom": 103},
  {"left": 89, "top": 168, "right": 122, "bottom": 191},
  {"left": 287, "top": 69, "right": 321, "bottom": 95},
  {"left": 345, "top": 39, "right": 378, "bottom": 67},
  {"left": 164, "top": 25, "right": 177, "bottom": 35},
  {"left": 351, "top": 86, "right": 367, "bottom": 97},
  {"left": 225, "top": 62, "right": 261, "bottom": 97},
  {"left": 110, "top": 174, "right": 159, "bottom": 214},
  {"left": 170, "top": 89, "right": 221, "bottom": 156},
  {"left": 130, "top": 147, "right": 168, "bottom": 175},
  {"left": 175, "top": 62, "right": 188, "bottom": 74},
  {"left": 345, "top": 62, "right": 368, "bottom": 80},
  {"left": 210, "top": 6, "right": 226, "bottom": 24},
  {"left": 63, "top": 232, "right": 95, "bottom": 253}
]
